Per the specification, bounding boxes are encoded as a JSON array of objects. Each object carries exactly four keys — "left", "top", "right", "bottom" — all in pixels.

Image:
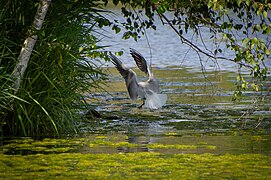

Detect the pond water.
[
  {"left": 2, "top": 67, "right": 270, "bottom": 179},
  {"left": 85, "top": 67, "right": 271, "bottom": 155},
  {"left": 99, "top": 9, "right": 271, "bottom": 71},
  {"left": 1, "top": 8, "right": 271, "bottom": 179}
]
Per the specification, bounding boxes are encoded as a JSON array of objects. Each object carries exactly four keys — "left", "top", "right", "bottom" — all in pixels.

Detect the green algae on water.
[
  {"left": 0, "top": 153, "right": 270, "bottom": 179},
  {"left": 1, "top": 138, "right": 87, "bottom": 155}
]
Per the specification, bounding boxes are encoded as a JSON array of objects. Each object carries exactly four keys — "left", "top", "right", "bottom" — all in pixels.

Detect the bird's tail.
[{"left": 144, "top": 93, "right": 167, "bottom": 109}]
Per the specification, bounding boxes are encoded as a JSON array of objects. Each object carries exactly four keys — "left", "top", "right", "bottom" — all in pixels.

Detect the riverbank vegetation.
[{"left": 0, "top": 0, "right": 112, "bottom": 136}]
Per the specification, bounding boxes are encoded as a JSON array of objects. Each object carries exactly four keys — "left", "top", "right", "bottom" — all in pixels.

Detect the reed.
[{"left": 0, "top": 0, "right": 109, "bottom": 137}]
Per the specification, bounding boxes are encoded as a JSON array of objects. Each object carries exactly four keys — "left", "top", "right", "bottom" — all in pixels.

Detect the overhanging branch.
[{"left": 152, "top": 4, "right": 253, "bottom": 70}]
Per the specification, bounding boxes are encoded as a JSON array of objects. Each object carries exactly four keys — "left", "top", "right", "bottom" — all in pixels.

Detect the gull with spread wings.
[{"left": 109, "top": 48, "right": 167, "bottom": 109}]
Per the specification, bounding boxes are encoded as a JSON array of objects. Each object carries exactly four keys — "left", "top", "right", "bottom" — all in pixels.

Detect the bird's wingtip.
[{"left": 129, "top": 48, "right": 139, "bottom": 55}]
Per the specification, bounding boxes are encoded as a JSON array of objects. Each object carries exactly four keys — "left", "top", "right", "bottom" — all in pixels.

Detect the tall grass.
[{"left": 0, "top": 0, "right": 110, "bottom": 137}]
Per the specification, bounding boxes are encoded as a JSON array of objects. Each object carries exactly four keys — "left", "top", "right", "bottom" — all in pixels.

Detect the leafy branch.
[
  {"left": 152, "top": 4, "right": 254, "bottom": 69},
  {"left": 109, "top": 0, "right": 270, "bottom": 100}
]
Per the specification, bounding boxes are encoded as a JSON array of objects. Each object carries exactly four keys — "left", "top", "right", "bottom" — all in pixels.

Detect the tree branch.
[{"left": 152, "top": 4, "right": 253, "bottom": 70}]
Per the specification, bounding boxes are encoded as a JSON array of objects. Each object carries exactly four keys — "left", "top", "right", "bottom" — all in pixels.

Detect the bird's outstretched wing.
[
  {"left": 109, "top": 54, "right": 129, "bottom": 78},
  {"left": 130, "top": 48, "right": 149, "bottom": 75},
  {"left": 109, "top": 54, "right": 139, "bottom": 100}
]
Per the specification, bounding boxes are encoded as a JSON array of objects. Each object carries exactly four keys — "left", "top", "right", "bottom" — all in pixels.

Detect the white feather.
[{"left": 144, "top": 93, "right": 167, "bottom": 109}]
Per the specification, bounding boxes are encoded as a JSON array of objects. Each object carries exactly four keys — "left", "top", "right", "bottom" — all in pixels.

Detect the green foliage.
[
  {"left": 0, "top": 0, "right": 112, "bottom": 137},
  {"left": 109, "top": 0, "right": 270, "bottom": 100},
  {"left": 107, "top": 0, "right": 157, "bottom": 41},
  {"left": 207, "top": 0, "right": 270, "bottom": 100}
]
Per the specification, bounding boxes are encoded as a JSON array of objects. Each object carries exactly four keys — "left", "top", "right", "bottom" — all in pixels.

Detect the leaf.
[
  {"left": 251, "top": 83, "right": 259, "bottom": 91},
  {"left": 264, "top": 48, "right": 271, "bottom": 55},
  {"left": 234, "top": 24, "right": 243, "bottom": 30},
  {"left": 112, "top": 25, "right": 121, "bottom": 34},
  {"left": 207, "top": 1, "right": 213, "bottom": 8},
  {"left": 3, "top": 92, "right": 30, "bottom": 104},
  {"left": 18, "top": 113, "right": 27, "bottom": 136},
  {"left": 79, "top": 46, "right": 84, "bottom": 53},
  {"left": 123, "top": 31, "right": 131, "bottom": 40},
  {"left": 241, "top": 83, "right": 247, "bottom": 89},
  {"left": 245, "top": 0, "right": 251, "bottom": 6},
  {"left": 263, "top": 11, "right": 268, "bottom": 18},
  {"left": 257, "top": 9, "right": 261, "bottom": 16},
  {"left": 252, "top": 37, "right": 258, "bottom": 44},
  {"left": 242, "top": 38, "right": 249, "bottom": 45},
  {"left": 28, "top": 93, "right": 59, "bottom": 134},
  {"left": 115, "top": 51, "right": 123, "bottom": 56},
  {"left": 237, "top": 0, "right": 242, "bottom": 6}
]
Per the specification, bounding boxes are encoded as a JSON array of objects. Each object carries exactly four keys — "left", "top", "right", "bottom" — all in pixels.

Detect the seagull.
[{"left": 109, "top": 48, "right": 167, "bottom": 109}]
